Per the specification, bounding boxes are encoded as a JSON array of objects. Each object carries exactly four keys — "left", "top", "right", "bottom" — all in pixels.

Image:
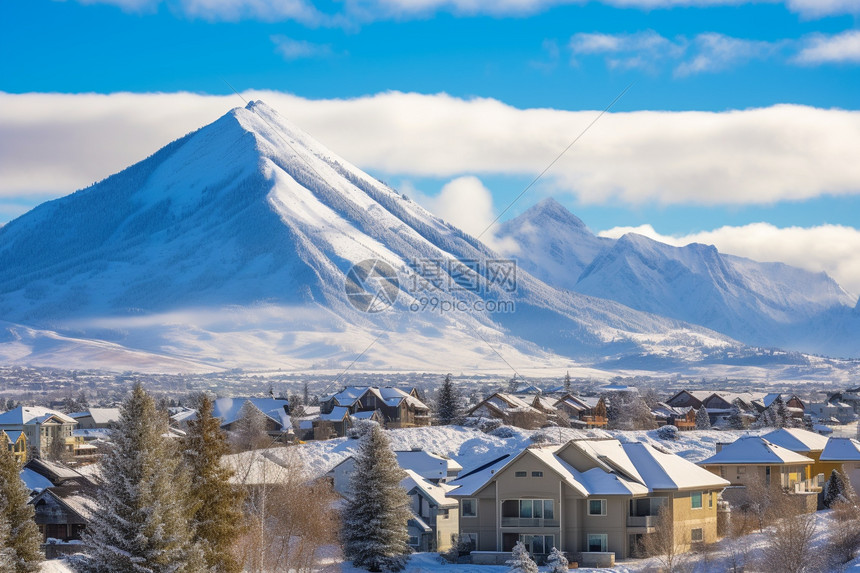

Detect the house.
[
  {"left": 172, "top": 397, "right": 293, "bottom": 442},
  {"left": 449, "top": 439, "right": 729, "bottom": 565},
  {"left": 320, "top": 387, "right": 431, "bottom": 429},
  {"left": 0, "top": 406, "right": 80, "bottom": 459},
  {"left": 761, "top": 428, "right": 831, "bottom": 489},
  {"left": 69, "top": 408, "right": 120, "bottom": 429},
  {"left": 1, "top": 428, "right": 28, "bottom": 463},
  {"left": 651, "top": 403, "right": 695, "bottom": 431},
  {"left": 326, "top": 449, "right": 462, "bottom": 553},
  {"left": 697, "top": 436, "right": 816, "bottom": 493},
  {"left": 403, "top": 469, "right": 460, "bottom": 552},
  {"left": 665, "top": 391, "right": 765, "bottom": 425},
  {"left": 818, "top": 437, "right": 860, "bottom": 493},
  {"left": 807, "top": 399, "right": 855, "bottom": 424},
  {"left": 552, "top": 395, "right": 607, "bottom": 429},
  {"left": 467, "top": 393, "right": 546, "bottom": 428}
]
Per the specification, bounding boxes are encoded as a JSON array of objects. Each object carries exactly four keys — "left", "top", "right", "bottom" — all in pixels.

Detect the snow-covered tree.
[
  {"left": 563, "top": 371, "right": 571, "bottom": 395},
  {"left": 435, "top": 374, "right": 463, "bottom": 425},
  {"left": 695, "top": 407, "right": 711, "bottom": 430},
  {"left": 545, "top": 546, "right": 569, "bottom": 573},
  {"left": 824, "top": 469, "right": 851, "bottom": 508},
  {"left": 506, "top": 541, "right": 538, "bottom": 573},
  {"left": 0, "top": 440, "right": 41, "bottom": 572},
  {"left": 607, "top": 392, "right": 656, "bottom": 430},
  {"left": 80, "top": 383, "right": 203, "bottom": 573},
  {"left": 0, "top": 514, "right": 13, "bottom": 571},
  {"left": 184, "top": 394, "right": 245, "bottom": 573},
  {"left": 342, "top": 423, "right": 411, "bottom": 572},
  {"left": 727, "top": 402, "right": 746, "bottom": 430}
]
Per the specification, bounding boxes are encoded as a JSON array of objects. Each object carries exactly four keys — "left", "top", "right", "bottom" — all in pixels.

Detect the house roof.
[
  {"left": 31, "top": 487, "right": 97, "bottom": 522},
  {"left": 450, "top": 439, "right": 728, "bottom": 499},
  {"left": 470, "top": 392, "right": 541, "bottom": 417},
  {"left": 820, "top": 438, "right": 860, "bottom": 462},
  {"left": 325, "top": 387, "right": 429, "bottom": 412},
  {"left": 762, "top": 428, "right": 830, "bottom": 453},
  {"left": 0, "top": 406, "right": 76, "bottom": 427},
  {"left": 402, "top": 469, "right": 457, "bottom": 508},
  {"left": 20, "top": 467, "right": 53, "bottom": 492},
  {"left": 25, "top": 458, "right": 88, "bottom": 485},
  {"left": 211, "top": 397, "right": 291, "bottom": 430},
  {"left": 698, "top": 436, "right": 814, "bottom": 466},
  {"left": 70, "top": 408, "right": 121, "bottom": 425},
  {"left": 2, "top": 429, "right": 24, "bottom": 443},
  {"left": 319, "top": 406, "right": 350, "bottom": 422},
  {"left": 395, "top": 450, "right": 462, "bottom": 480}
]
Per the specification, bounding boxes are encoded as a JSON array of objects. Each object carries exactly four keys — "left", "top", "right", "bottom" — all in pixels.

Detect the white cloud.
[
  {"left": 71, "top": 0, "right": 860, "bottom": 22},
  {"left": 674, "top": 33, "right": 780, "bottom": 76},
  {"left": 599, "top": 223, "right": 860, "bottom": 298},
  {"left": 2, "top": 91, "right": 860, "bottom": 210},
  {"left": 795, "top": 30, "right": 860, "bottom": 65},
  {"left": 271, "top": 35, "right": 333, "bottom": 60}
]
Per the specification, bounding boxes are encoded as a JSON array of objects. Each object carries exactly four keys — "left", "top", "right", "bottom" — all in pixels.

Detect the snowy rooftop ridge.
[{"left": 697, "top": 435, "right": 815, "bottom": 466}]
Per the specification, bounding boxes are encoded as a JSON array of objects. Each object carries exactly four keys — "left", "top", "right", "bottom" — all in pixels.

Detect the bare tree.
[
  {"left": 641, "top": 505, "right": 688, "bottom": 573},
  {"left": 759, "top": 489, "right": 820, "bottom": 573},
  {"left": 826, "top": 499, "right": 860, "bottom": 567}
]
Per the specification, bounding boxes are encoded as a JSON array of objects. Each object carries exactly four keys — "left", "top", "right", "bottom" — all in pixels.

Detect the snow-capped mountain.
[
  {"left": 0, "top": 101, "right": 735, "bottom": 372},
  {"left": 498, "top": 201, "right": 858, "bottom": 357}
]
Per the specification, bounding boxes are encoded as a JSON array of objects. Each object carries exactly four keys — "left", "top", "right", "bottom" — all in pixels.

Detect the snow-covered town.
[{"left": 5, "top": 379, "right": 860, "bottom": 572}]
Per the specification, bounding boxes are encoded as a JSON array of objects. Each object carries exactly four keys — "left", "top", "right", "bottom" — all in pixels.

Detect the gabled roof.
[
  {"left": 395, "top": 450, "right": 462, "bottom": 480},
  {"left": 325, "top": 387, "right": 429, "bottom": 411},
  {"left": 20, "top": 467, "right": 53, "bottom": 492},
  {"left": 820, "top": 438, "right": 860, "bottom": 462},
  {"left": 2, "top": 429, "right": 25, "bottom": 443},
  {"left": 31, "top": 486, "right": 97, "bottom": 522},
  {"left": 212, "top": 397, "right": 291, "bottom": 430},
  {"left": 402, "top": 469, "right": 457, "bottom": 508},
  {"left": 762, "top": 428, "right": 829, "bottom": 453},
  {"left": 24, "top": 458, "right": 90, "bottom": 486},
  {"left": 469, "top": 392, "right": 541, "bottom": 417},
  {"left": 698, "top": 436, "right": 814, "bottom": 466},
  {"left": 0, "top": 406, "right": 76, "bottom": 426},
  {"left": 70, "top": 408, "right": 121, "bottom": 425},
  {"left": 319, "top": 406, "right": 350, "bottom": 422}
]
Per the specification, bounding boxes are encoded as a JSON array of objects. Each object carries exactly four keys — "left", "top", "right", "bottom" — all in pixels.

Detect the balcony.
[
  {"left": 501, "top": 517, "right": 559, "bottom": 528},
  {"left": 627, "top": 515, "right": 659, "bottom": 528}
]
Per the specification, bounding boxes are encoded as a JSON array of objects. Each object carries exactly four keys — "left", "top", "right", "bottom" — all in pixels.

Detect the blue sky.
[{"left": 2, "top": 0, "right": 860, "bottom": 293}]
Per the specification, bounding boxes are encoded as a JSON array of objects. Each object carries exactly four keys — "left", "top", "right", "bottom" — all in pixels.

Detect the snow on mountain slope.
[
  {"left": 574, "top": 232, "right": 857, "bottom": 355},
  {"left": 0, "top": 101, "right": 736, "bottom": 372},
  {"left": 497, "top": 198, "right": 611, "bottom": 289}
]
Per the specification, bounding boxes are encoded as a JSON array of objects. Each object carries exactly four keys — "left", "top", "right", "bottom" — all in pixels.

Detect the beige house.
[
  {"left": 819, "top": 437, "right": 860, "bottom": 493},
  {"left": 761, "top": 428, "right": 831, "bottom": 489},
  {"left": 449, "top": 439, "right": 729, "bottom": 564},
  {"left": 0, "top": 406, "right": 78, "bottom": 459},
  {"left": 698, "top": 435, "right": 815, "bottom": 492},
  {"left": 402, "top": 469, "right": 460, "bottom": 552}
]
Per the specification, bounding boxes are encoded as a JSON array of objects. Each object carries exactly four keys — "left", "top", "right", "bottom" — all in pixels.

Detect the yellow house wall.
[{"left": 670, "top": 490, "right": 720, "bottom": 549}]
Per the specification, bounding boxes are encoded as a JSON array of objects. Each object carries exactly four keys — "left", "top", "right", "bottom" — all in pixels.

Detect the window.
[
  {"left": 589, "top": 499, "right": 607, "bottom": 516},
  {"left": 520, "top": 534, "right": 554, "bottom": 555},
  {"left": 708, "top": 493, "right": 713, "bottom": 508},
  {"left": 587, "top": 533, "right": 608, "bottom": 552},
  {"left": 461, "top": 498, "right": 477, "bottom": 518},
  {"left": 691, "top": 528, "right": 703, "bottom": 543},
  {"left": 532, "top": 471, "right": 543, "bottom": 477},
  {"left": 515, "top": 471, "right": 527, "bottom": 477},
  {"left": 691, "top": 492, "right": 703, "bottom": 509},
  {"left": 409, "top": 536, "right": 419, "bottom": 547},
  {"left": 439, "top": 509, "right": 449, "bottom": 518}
]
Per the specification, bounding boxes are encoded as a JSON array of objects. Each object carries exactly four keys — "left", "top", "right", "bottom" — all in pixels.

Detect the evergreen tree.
[
  {"left": 695, "top": 407, "right": 711, "bottom": 430},
  {"left": 80, "top": 383, "right": 203, "bottom": 573},
  {"left": 342, "top": 424, "right": 411, "bottom": 572},
  {"left": 0, "top": 514, "right": 13, "bottom": 571},
  {"left": 824, "top": 469, "right": 850, "bottom": 508},
  {"left": 563, "top": 372, "right": 571, "bottom": 395},
  {"left": 545, "top": 546, "right": 569, "bottom": 573},
  {"left": 774, "top": 397, "right": 790, "bottom": 428},
  {"left": 507, "top": 374, "right": 519, "bottom": 393},
  {"left": 0, "top": 444, "right": 41, "bottom": 572},
  {"left": 727, "top": 402, "right": 746, "bottom": 430},
  {"left": 435, "top": 374, "right": 463, "bottom": 425},
  {"left": 505, "top": 541, "right": 538, "bottom": 573},
  {"left": 184, "top": 395, "right": 245, "bottom": 573}
]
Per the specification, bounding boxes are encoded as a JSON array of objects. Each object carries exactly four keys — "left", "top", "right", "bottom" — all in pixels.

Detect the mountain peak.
[{"left": 520, "top": 197, "right": 587, "bottom": 229}]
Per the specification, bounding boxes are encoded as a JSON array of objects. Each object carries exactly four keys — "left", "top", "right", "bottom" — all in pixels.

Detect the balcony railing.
[
  {"left": 501, "top": 517, "right": 559, "bottom": 528},
  {"left": 627, "top": 515, "right": 659, "bottom": 528}
]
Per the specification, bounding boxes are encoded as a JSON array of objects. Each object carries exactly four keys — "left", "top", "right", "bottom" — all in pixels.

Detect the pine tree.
[
  {"left": 775, "top": 397, "right": 789, "bottom": 428},
  {"left": 506, "top": 541, "right": 538, "bottom": 573},
  {"left": 824, "top": 469, "right": 850, "bottom": 508},
  {"left": 0, "top": 444, "right": 41, "bottom": 572},
  {"left": 342, "top": 424, "right": 411, "bottom": 572},
  {"left": 727, "top": 402, "right": 745, "bottom": 430},
  {"left": 545, "top": 546, "right": 569, "bottom": 573},
  {"left": 695, "top": 407, "right": 711, "bottom": 430},
  {"left": 184, "top": 395, "right": 245, "bottom": 573},
  {"left": 435, "top": 374, "right": 463, "bottom": 425},
  {"left": 80, "top": 383, "right": 203, "bottom": 573},
  {"left": 0, "top": 514, "right": 13, "bottom": 571},
  {"left": 563, "top": 371, "right": 571, "bottom": 395}
]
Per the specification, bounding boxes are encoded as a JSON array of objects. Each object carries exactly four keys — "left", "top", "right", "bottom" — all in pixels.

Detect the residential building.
[
  {"left": 320, "top": 387, "right": 431, "bottom": 429},
  {"left": 467, "top": 392, "right": 547, "bottom": 428},
  {"left": 553, "top": 395, "right": 608, "bottom": 429},
  {"left": 1, "top": 428, "right": 28, "bottom": 463},
  {"left": 819, "top": 437, "right": 860, "bottom": 493},
  {"left": 327, "top": 449, "right": 463, "bottom": 498},
  {"left": 172, "top": 397, "right": 293, "bottom": 441},
  {"left": 69, "top": 408, "right": 120, "bottom": 429},
  {"left": 449, "top": 439, "right": 729, "bottom": 563},
  {"left": 0, "top": 406, "right": 78, "bottom": 459},
  {"left": 403, "top": 469, "right": 459, "bottom": 552},
  {"left": 698, "top": 436, "right": 815, "bottom": 492},
  {"left": 761, "top": 428, "right": 831, "bottom": 489}
]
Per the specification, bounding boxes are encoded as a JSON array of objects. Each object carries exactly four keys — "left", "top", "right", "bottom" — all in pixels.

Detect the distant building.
[
  {"left": 0, "top": 406, "right": 83, "bottom": 460},
  {"left": 69, "top": 408, "right": 121, "bottom": 429}
]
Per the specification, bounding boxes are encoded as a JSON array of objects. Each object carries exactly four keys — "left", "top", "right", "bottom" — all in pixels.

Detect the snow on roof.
[
  {"left": 486, "top": 393, "right": 536, "bottom": 412},
  {"left": 320, "top": 406, "right": 350, "bottom": 421},
  {"left": 602, "top": 384, "right": 638, "bottom": 393},
  {"left": 448, "top": 455, "right": 512, "bottom": 497},
  {"left": 379, "top": 387, "right": 429, "bottom": 410},
  {"left": 224, "top": 450, "right": 295, "bottom": 485},
  {"left": 20, "top": 467, "right": 53, "bottom": 492},
  {"left": 213, "top": 397, "right": 290, "bottom": 429},
  {"left": 762, "top": 393, "right": 783, "bottom": 408},
  {"left": 820, "top": 438, "right": 860, "bottom": 462},
  {"left": 622, "top": 442, "right": 730, "bottom": 491},
  {"left": 577, "top": 466, "right": 647, "bottom": 496},
  {"left": 698, "top": 436, "right": 814, "bottom": 466},
  {"left": 402, "top": 469, "right": 457, "bottom": 508},
  {"left": 409, "top": 512, "right": 432, "bottom": 532},
  {"left": 762, "top": 428, "right": 830, "bottom": 453},
  {"left": 0, "top": 406, "right": 76, "bottom": 426},
  {"left": 351, "top": 410, "right": 378, "bottom": 420},
  {"left": 574, "top": 440, "right": 645, "bottom": 485},
  {"left": 395, "top": 450, "right": 461, "bottom": 479},
  {"left": 74, "top": 408, "right": 121, "bottom": 425}
]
